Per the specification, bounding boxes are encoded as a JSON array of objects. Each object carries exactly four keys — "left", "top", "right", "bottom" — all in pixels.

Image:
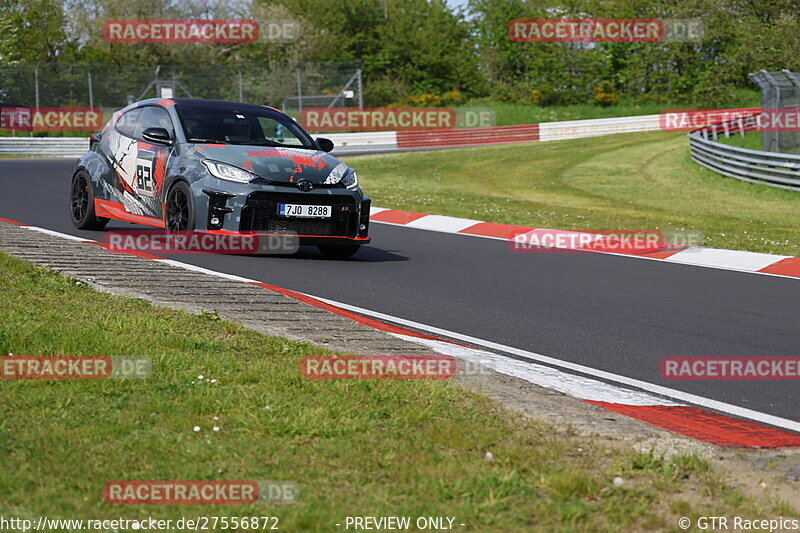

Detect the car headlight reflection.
[{"left": 202, "top": 160, "right": 258, "bottom": 184}]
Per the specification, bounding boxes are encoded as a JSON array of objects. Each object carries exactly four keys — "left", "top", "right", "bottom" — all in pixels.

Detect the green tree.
[
  {"left": 0, "top": 0, "right": 68, "bottom": 63},
  {"left": 262, "top": 0, "right": 481, "bottom": 104},
  {"left": 469, "top": 0, "right": 612, "bottom": 104}
]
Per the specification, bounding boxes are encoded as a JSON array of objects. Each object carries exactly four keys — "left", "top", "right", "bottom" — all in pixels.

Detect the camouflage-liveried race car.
[{"left": 69, "top": 98, "right": 370, "bottom": 258}]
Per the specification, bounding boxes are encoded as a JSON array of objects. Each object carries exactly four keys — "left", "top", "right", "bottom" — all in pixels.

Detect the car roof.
[{"left": 138, "top": 97, "right": 277, "bottom": 112}]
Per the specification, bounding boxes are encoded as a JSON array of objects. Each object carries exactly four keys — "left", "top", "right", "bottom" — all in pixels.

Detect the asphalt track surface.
[{"left": 2, "top": 158, "right": 800, "bottom": 426}]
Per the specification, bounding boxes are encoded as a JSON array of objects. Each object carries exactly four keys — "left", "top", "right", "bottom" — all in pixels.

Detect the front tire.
[
  {"left": 318, "top": 244, "right": 361, "bottom": 259},
  {"left": 165, "top": 181, "right": 195, "bottom": 232},
  {"left": 70, "top": 171, "right": 108, "bottom": 230}
]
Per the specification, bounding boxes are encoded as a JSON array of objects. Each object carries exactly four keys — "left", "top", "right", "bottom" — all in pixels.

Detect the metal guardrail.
[
  {"left": 0, "top": 113, "right": 666, "bottom": 157},
  {"left": 326, "top": 131, "right": 397, "bottom": 154},
  {"left": 0, "top": 137, "right": 89, "bottom": 157},
  {"left": 11, "top": 113, "right": 799, "bottom": 192},
  {"left": 397, "top": 124, "right": 540, "bottom": 149},
  {"left": 539, "top": 114, "right": 661, "bottom": 141},
  {"left": 0, "top": 132, "right": 391, "bottom": 157},
  {"left": 689, "top": 127, "right": 800, "bottom": 191}
]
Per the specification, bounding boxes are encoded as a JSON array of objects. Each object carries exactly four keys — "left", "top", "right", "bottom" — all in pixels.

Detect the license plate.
[{"left": 278, "top": 203, "right": 331, "bottom": 218}]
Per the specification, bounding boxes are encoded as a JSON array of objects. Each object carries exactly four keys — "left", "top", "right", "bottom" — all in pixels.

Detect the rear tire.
[
  {"left": 70, "top": 171, "right": 109, "bottom": 230},
  {"left": 318, "top": 244, "right": 361, "bottom": 259},
  {"left": 165, "top": 181, "right": 195, "bottom": 232}
]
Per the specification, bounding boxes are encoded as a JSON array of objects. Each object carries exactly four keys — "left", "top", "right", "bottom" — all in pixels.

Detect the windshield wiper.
[{"left": 187, "top": 138, "right": 229, "bottom": 144}]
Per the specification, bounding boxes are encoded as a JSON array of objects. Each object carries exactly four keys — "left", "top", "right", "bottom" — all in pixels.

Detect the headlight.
[
  {"left": 323, "top": 164, "right": 358, "bottom": 190},
  {"left": 342, "top": 169, "right": 358, "bottom": 190},
  {"left": 202, "top": 160, "right": 257, "bottom": 184},
  {"left": 324, "top": 163, "right": 347, "bottom": 185}
]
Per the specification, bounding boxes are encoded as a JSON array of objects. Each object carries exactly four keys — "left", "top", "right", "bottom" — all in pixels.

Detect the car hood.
[{"left": 193, "top": 144, "right": 347, "bottom": 185}]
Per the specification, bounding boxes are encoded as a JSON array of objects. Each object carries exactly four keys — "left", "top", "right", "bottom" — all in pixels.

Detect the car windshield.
[{"left": 175, "top": 104, "right": 316, "bottom": 149}]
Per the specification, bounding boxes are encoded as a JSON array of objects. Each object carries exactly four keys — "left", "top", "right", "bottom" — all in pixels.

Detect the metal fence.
[
  {"left": 0, "top": 62, "right": 362, "bottom": 112},
  {"left": 749, "top": 69, "right": 800, "bottom": 154}
]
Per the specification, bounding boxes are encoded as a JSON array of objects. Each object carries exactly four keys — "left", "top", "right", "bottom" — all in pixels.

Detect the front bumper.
[{"left": 194, "top": 179, "right": 370, "bottom": 246}]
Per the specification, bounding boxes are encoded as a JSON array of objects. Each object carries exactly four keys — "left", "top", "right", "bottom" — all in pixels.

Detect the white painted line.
[
  {"left": 307, "top": 293, "right": 800, "bottom": 434},
  {"left": 8, "top": 225, "right": 262, "bottom": 284},
  {"left": 23, "top": 226, "right": 89, "bottom": 242},
  {"left": 391, "top": 333, "right": 680, "bottom": 406},
  {"left": 369, "top": 206, "right": 389, "bottom": 216},
  {"left": 5, "top": 223, "right": 682, "bottom": 407},
  {"left": 9, "top": 220, "right": 800, "bottom": 434},
  {"left": 405, "top": 214, "right": 483, "bottom": 233},
  {"left": 153, "top": 259, "right": 259, "bottom": 283},
  {"left": 665, "top": 247, "right": 790, "bottom": 271},
  {"left": 370, "top": 207, "right": 800, "bottom": 281}
]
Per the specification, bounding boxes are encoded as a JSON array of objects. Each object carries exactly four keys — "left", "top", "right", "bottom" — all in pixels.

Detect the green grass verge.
[
  {"left": 456, "top": 100, "right": 681, "bottom": 127},
  {"left": 345, "top": 131, "right": 800, "bottom": 256},
  {"left": 715, "top": 133, "right": 765, "bottom": 151},
  {"left": 0, "top": 251, "right": 786, "bottom": 530},
  {"left": 455, "top": 100, "right": 668, "bottom": 127}
]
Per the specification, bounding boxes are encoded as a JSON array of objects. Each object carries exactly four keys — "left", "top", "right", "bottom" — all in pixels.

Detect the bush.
[
  {"left": 594, "top": 91, "right": 620, "bottom": 106},
  {"left": 593, "top": 82, "right": 620, "bottom": 107},
  {"left": 441, "top": 89, "right": 464, "bottom": 106},
  {"left": 532, "top": 85, "right": 576, "bottom": 106},
  {"left": 364, "top": 78, "right": 409, "bottom": 107},
  {"left": 528, "top": 89, "right": 542, "bottom": 105},
  {"left": 489, "top": 84, "right": 519, "bottom": 103},
  {"left": 401, "top": 93, "right": 443, "bottom": 107}
]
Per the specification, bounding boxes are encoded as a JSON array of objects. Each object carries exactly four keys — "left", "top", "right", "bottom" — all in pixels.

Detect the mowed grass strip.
[
  {"left": 345, "top": 131, "right": 800, "bottom": 256},
  {"left": 715, "top": 132, "right": 766, "bottom": 151},
  {"left": 0, "top": 252, "right": 786, "bottom": 531}
]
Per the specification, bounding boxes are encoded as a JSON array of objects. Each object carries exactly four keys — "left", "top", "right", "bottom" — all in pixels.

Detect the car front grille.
[{"left": 240, "top": 192, "right": 359, "bottom": 237}]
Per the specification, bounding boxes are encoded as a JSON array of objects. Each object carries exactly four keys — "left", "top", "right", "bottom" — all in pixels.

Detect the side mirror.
[
  {"left": 142, "top": 127, "right": 173, "bottom": 145},
  {"left": 316, "top": 137, "right": 334, "bottom": 153}
]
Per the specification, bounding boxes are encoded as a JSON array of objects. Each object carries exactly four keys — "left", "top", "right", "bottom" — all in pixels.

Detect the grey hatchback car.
[{"left": 69, "top": 98, "right": 371, "bottom": 258}]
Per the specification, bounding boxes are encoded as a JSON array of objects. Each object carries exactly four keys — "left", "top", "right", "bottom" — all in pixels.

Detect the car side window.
[
  {"left": 257, "top": 117, "right": 304, "bottom": 146},
  {"left": 115, "top": 108, "right": 143, "bottom": 138},
  {"left": 135, "top": 106, "right": 174, "bottom": 140}
]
